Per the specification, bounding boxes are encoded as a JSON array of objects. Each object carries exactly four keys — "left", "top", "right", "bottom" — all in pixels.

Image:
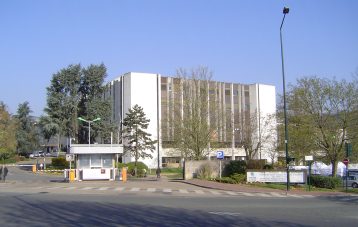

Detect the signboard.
[
  {"left": 217, "top": 151, "right": 224, "bottom": 159},
  {"left": 66, "top": 154, "right": 74, "bottom": 161},
  {"left": 343, "top": 158, "right": 349, "bottom": 165},
  {"left": 246, "top": 171, "right": 306, "bottom": 183},
  {"left": 101, "top": 169, "right": 106, "bottom": 174},
  {"left": 305, "top": 156, "right": 313, "bottom": 161}
]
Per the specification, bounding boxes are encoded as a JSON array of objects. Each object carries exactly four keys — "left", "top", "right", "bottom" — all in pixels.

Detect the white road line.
[
  {"left": 163, "top": 189, "right": 172, "bottom": 193},
  {"left": 31, "top": 187, "right": 43, "bottom": 189},
  {"left": 258, "top": 193, "right": 271, "bottom": 197},
  {"left": 98, "top": 187, "right": 109, "bottom": 191},
  {"left": 48, "top": 187, "right": 62, "bottom": 190},
  {"left": 240, "top": 192, "right": 255, "bottom": 197},
  {"left": 65, "top": 187, "right": 76, "bottom": 190},
  {"left": 179, "top": 189, "right": 188, "bottom": 193},
  {"left": 210, "top": 191, "right": 222, "bottom": 195},
  {"left": 114, "top": 187, "right": 125, "bottom": 191},
  {"left": 147, "top": 188, "right": 156, "bottom": 192},
  {"left": 270, "top": 193, "right": 287, "bottom": 198},
  {"left": 194, "top": 190, "right": 205, "bottom": 194},
  {"left": 130, "top": 188, "right": 140, "bottom": 192},
  {"left": 225, "top": 192, "right": 237, "bottom": 196},
  {"left": 82, "top": 187, "right": 93, "bottom": 190},
  {"left": 286, "top": 194, "right": 304, "bottom": 198}
]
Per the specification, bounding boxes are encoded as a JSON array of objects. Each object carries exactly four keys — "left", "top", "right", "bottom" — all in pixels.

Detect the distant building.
[{"left": 105, "top": 72, "right": 276, "bottom": 168}]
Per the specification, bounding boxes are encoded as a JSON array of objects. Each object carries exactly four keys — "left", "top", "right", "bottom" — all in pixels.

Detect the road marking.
[
  {"left": 194, "top": 190, "right": 205, "bottom": 194},
  {"left": 163, "top": 189, "right": 172, "bottom": 193},
  {"left": 209, "top": 212, "right": 242, "bottom": 216},
  {"left": 286, "top": 194, "right": 304, "bottom": 198},
  {"left": 31, "top": 187, "right": 43, "bottom": 189},
  {"left": 179, "top": 189, "right": 188, "bottom": 193},
  {"left": 98, "top": 187, "right": 109, "bottom": 191},
  {"left": 147, "top": 188, "right": 156, "bottom": 192},
  {"left": 130, "top": 188, "right": 140, "bottom": 192},
  {"left": 270, "top": 193, "right": 287, "bottom": 197},
  {"left": 114, "top": 187, "right": 125, "bottom": 191},
  {"left": 65, "top": 187, "right": 77, "bottom": 190},
  {"left": 210, "top": 191, "right": 221, "bottom": 195},
  {"left": 258, "top": 193, "right": 271, "bottom": 197},
  {"left": 240, "top": 192, "right": 255, "bottom": 197},
  {"left": 48, "top": 187, "right": 62, "bottom": 190},
  {"left": 225, "top": 191, "right": 237, "bottom": 196},
  {"left": 82, "top": 187, "right": 93, "bottom": 190}
]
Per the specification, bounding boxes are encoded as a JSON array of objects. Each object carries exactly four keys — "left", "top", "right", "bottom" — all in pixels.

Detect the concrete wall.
[{"left": 184, "top": 160, "right": 231, "bottom": 180}]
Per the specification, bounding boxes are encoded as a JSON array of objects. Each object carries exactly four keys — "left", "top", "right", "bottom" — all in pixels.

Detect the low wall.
[{"left": 184, "top": 160, "right": 231, "bottom": 180}]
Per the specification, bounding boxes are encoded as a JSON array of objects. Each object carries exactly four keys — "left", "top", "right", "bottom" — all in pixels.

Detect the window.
[
  {"left": 233, "top": 91, "right": 238, "bottom": 96},
  {"left": 225, "top": 90, "right": 230, "bottom": 96},
  {"left": 79, "top": 155, "right": 90, "bottom": 169},
  {"left": 245, "top": 105, "right": 250, "bottom": 111},
  {"left": 169, "top": 86, "right": 172, "bottom": 91},
  {"left": 102, "top": 154, "right": 112, "bottom": 168},
  {"left": 161, "top": 84, "right": 166, "bottom": 91},
  {"left": 91, "top": 154, "right": 101, "bottom": 168}
]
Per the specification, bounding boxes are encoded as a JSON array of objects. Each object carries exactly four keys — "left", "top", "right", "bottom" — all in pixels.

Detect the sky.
[{"left": 1, "top": 0, "right": 357, "bottom": 117}]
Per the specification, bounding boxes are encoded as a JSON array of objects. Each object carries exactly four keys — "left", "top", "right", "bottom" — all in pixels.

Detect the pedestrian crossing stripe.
[{"left": 2, "top": 186, "right": 316, "bottom": 198}]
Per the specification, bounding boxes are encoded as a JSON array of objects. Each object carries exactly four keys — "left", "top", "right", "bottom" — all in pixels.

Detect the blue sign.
[{"left": 217, "top": 151, "right": 224, "bottom": 159}]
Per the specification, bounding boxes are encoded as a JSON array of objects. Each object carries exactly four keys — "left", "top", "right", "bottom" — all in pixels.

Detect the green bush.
[
  {"left": 214, "top": 177, "right": 237, "bottom": 184},
  {"left": 117, "top": 163, "right": 128, "bottom": 168},
  {"left": 51, "top": 157, "right": 69, "bottom": 167},
  {"left": 263, "top": 164, "right": 274, "bottom": 169},
  {"left": 126, "top": 162, "right": 148, "bottom": 176},
  {"left": 227, "top": 160, "right": 246, "bottom": 175},
  {"left": 230, "top": 173, "right": 246, "bottom": 183},
  {"left": 310, "top": 175, "right": 342, "bottom": 189},
  {"left": 4, "top": 159, "right": 17, "bottom": 164}
]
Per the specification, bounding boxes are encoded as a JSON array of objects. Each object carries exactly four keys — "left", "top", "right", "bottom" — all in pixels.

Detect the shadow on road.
[{"left": 0, "top": 193, "right": 313, "bottom": 227}]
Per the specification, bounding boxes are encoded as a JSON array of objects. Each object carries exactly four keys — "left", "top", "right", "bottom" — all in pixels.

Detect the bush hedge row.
[
  {"left": 309, "top": 175, "right": 342, "bottom": 189},
  {"left": 51, "top": 157, "right": 69, "bottom": 167}
]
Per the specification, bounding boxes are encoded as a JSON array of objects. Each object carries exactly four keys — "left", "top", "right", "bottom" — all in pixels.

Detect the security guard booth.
[{"left": 69, "top": 144, "right": 123, "bottom": 181}]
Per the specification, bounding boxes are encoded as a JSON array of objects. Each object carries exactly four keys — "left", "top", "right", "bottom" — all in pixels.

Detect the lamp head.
[{"left": 283, "top": 7, "right": 289, "bottom": 14}]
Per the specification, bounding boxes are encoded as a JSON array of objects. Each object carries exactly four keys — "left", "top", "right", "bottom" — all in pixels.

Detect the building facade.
[{"left": 105, "top": 72, "right": 276, "bottom": 168}]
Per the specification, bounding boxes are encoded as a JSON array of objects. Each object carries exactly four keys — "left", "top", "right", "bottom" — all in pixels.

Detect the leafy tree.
[
  {"left": 162, "top": 66, "right": 223, "bottom": 160},
  {"left": 122, "top": 105, "right": 157, "bottom": 176},
  {"left": 43, "top": 64, "right": 82, "bottom": 150},
  {"left": 285, "top": 76, "right": 358, "bottom": 177},
  {"left": 14, "top": 102, "right": 39, "bottom": 156},
  {"left": 0, "top": 102, "right": 18, "bottom": 158},
  {"left": 41, "top": 63, "right": 117, "bottom": 147},
  {"left": 77, "top": 63, "right": 117, "bottom": 144}
]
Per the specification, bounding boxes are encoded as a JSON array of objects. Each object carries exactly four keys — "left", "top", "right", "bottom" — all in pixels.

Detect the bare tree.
[
  {"left": 233, "top": 110, "right": 276, "bottom": 161},
  {"left": 161, "top": 66, "right": 224, "bottom": 161}
]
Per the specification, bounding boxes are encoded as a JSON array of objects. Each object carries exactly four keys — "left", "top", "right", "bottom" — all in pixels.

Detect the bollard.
[
  {"left": 122, "top": 167, "right": 127, "bottom": 181},
  {"left": 32, "top": 164, "right": 36, "bottom": 172}
]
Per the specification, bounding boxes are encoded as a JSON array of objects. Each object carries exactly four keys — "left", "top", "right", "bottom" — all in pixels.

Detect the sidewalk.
[{"left": 180, "top": 179, "right": 358, "bottom": 197}]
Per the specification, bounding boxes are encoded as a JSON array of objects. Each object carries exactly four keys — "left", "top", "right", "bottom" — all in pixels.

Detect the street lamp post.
[
  {"left": 280, "top": 6, "right": 290, "bottom": 191},
  {"left": 78, "top": 117, "right": 101, "bottom": 146}
]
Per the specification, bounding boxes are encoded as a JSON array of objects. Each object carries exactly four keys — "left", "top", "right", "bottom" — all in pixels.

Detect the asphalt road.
[
  {"left": 0, "top": 191, "right": 357, "bottom": 227},
  {"left": 0, "top": 160, "right": 357, "bottom": 226}
]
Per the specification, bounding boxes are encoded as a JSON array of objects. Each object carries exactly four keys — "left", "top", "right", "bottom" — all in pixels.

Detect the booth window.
[
  {"left": 91, "top": 154, "right": 102, "bottom": 168},
  {"left": 102, "top": 154, "right": 112, "bottom": 168},
  {"left": 79, "top": 155, "right": 90, "bottom": 169}
]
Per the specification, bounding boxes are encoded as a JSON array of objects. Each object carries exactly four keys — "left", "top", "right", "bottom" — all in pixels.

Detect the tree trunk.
[{"left": 331, "top": 160, "right": 338, "bottom": 177}]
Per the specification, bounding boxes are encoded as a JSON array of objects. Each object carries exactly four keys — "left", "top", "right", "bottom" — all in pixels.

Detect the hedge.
[
  {"left": 309, "top": 175, "right": 342, "bottom": 189},
  {"left": 51, "top": 157, "right": 69, "bottom": 167}
]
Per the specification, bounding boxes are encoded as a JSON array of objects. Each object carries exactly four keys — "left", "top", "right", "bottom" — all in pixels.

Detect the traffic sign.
[
  {"left": 343, "top": 158, "right": 349, "bottom": 165},
  {"left": 217, "top": 151, "right": 224, "bottom": 159}
]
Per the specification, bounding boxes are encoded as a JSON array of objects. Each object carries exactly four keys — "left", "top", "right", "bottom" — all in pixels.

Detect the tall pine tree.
[{"left": 122, "top": 105, "right": 157, "bottom": 176}]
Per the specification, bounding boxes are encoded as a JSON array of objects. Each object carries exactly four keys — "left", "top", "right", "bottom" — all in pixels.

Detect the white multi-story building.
[{"left": 105, "top": 72, "right": 276, "bottom": 168}]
